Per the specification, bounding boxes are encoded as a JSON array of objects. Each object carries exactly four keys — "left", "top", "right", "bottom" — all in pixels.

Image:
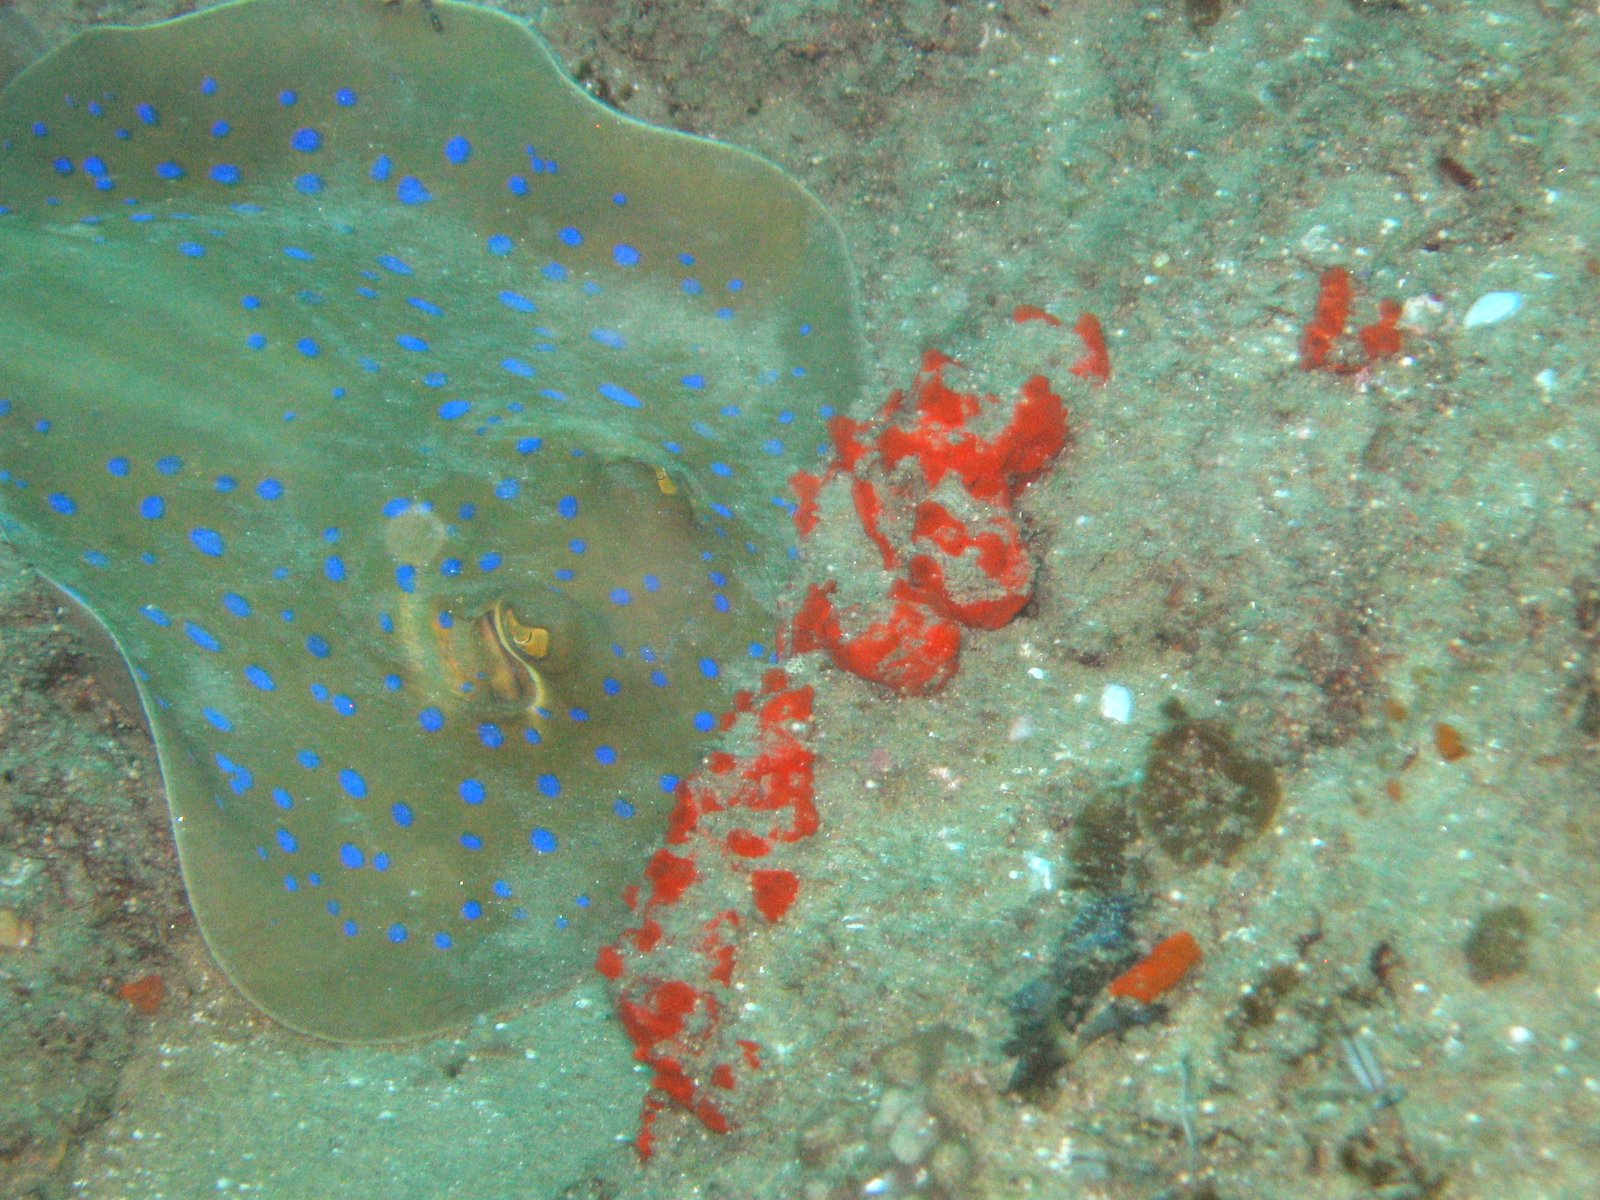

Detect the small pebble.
[
  {"left": 0, "top": 908, "right": 34, "bottom": 950},
  {"left": 1100, "top": 683, "right": 1133, "bottom": 724},
  {"left": 1462, "top": 291, "right": 1522, "bottom": 329}
]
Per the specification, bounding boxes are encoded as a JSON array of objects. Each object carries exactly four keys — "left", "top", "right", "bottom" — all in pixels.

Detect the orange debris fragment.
[
  {"left": 118, "top": 972, "right": 165, "bottom": 1015},
  {"left": 1012, "top": 303, "right": 1064, "bottom": 327},
  {"left": 1301, "top": 266, "right": 1353, "bottom": 370},
  {"left": 1358, "top": 298, "right": 1404, "bottom": 360},
  {"left": 1069, "top": 312, "right": 1112, "bottom": 384},
  {"left": 1301, "top": 267, "right": 1404, "bottom": 373},
  {"left": 1108, "top": 931, "right": 1202, "bottom": 1005},
  {"left": 1434, "top": 722, "right": 1470, "bottom": 762}
]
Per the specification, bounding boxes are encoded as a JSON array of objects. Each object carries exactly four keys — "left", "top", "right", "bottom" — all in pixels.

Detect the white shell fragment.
[
  {"left": 1100, "top": 683, "right": 1134, "bottom": 724},
  {"left": 1462, "top": 291, "right": 1523, "bottom": 329}
]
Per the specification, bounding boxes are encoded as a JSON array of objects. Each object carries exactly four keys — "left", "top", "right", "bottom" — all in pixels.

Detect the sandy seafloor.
[{"left": 2, "top": 0, "right": 1599, "bottom": 1197}]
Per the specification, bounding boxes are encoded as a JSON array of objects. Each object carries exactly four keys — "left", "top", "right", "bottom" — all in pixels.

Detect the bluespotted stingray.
[{"left": 0, "top": 0, "right": 865, "bottom": 1041}]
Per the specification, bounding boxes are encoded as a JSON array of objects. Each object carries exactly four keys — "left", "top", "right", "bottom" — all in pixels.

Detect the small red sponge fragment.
[
  {"left": 1108, "top": 931, "right": 1203, "bottom": 1005},
  {"left": 787, "top": 350, "right": 1071, "bottom": 696},
  {"left": 1301, "top": 268, "right": 1404, "bottom": 373}
]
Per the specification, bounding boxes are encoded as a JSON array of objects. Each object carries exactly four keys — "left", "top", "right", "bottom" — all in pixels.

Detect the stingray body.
[{"left": 0, "top": 0, "right": 864, "bottom": 1040}]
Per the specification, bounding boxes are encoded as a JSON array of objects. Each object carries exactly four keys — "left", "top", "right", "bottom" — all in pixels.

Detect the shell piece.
[
  {"left": 1461, "top": 291, "right": 1523, "bottom": 329},
  {"left": 0, "top": 0, "right": 865, "bottom": 1040}
]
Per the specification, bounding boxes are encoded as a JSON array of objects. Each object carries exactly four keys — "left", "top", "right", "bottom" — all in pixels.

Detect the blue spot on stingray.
[
  {"left": 558, "top": 226, "right": 582, "bottom": 246},
  {"left": 557, "top": 496, "right": 579, "bottom": 519},
  {"left": 434, "top": 931, "right": 453, "bottom": 950},
  {"left": 388, "top": 923, "right": 408, "bottom": 943},
  {"left": 501, "top": 358, "right": 535, "bottom": 378},
  {"left": 487, "top": 234, "right": 513, "bottom": 255},
  {"left": 324, "top": 555, "right": 346, "bottom": 582},
  {"left": 419, "top": 707, "right": 444, "bottom": 733},
  {"left": 537, "top": 774, "right": 560, "bottom": 799},
  {"left": 613, "top": 243, "right": 641, "bottom": 267},
  {"left": 245, "top": 664, "right": 276, "bottom": 691},
  {"left": 599, "top": 382, "right": 640, "bottom": 408},
  {"left": 445, "top": 135, "right": 471, "bottom": 164},
  {"left": 460, "top": 778, "right": 486, "bottom": 805},
  {"left": 306, "top": 635, "right": 331, "bottom": 658},
  {"left": 291, "top": 127, "right": 322, "bottom": 153},
  {"left": 190, "top": 528, "right": 225, "bottom": 556},
  {"left": 462, "top": 900, "right": 483, "bottom": 921},
  {"left": 185, "top": 621, "right": 221, "bottom": 652},
  {"left": 202, "top": 706, "right": 233, "bottom": 732},
  {"left": 142, "top": 605, "right": 171, "bottom": 627},
  {"left": 336, "top": 87, "right": 358, "bottom": 107},
  {"left": 596, "top": 745, "right": 617, "bottom": 765},
  {"left": 156, "top": 160, "right": 184, "bottom": 180},
  {"left": 391, "top": 802, "right": 414, "bottom": 828},
  {"left": 531, "top": 828, "right": 558, "bottom": 853},
  {"left": 460, "top": 833, "right": 483, "bottom": 851},
  {"left": 277, "top": 829, "right": 298, "bottom": 854},
  {"left": 396, "top": 564, "right": 417, "bottom": 592},
  {"left": 370, "top": 153, "right": 392, "bottom": 181},
  {"left": 437, "top": 399, "right": 470, "bottom": 420},
  {"left": 339, "top": 843, "right": 364, "bottom": 869},
  {"left": 210, "top": 163, "right": 241, "bottom": 185},
  {"left": 136, "top": 102, "right": 160, "bottom": 126},
  {"left": 396, "top": 176, "right": 432, "bottom": 205},
  {"left": 257, "top": 478, "right": 284, "bottom": 500},
  {"left": 295, "top": 174, "right": 323, "bottom": 195},
  {"left": 339, "top": 768, "right": 367, "bottom": 798},
  {"left": 106, "top": 456, "right": 130, "bottom": 477},
  {"left": 397, "top": 334, "right": 429, "bottom": 352},
  {"left": 46, "top": 492, "right": 75, "bottom": 514},
  {"left": 498, "top": 290, "right": 536, "bottom": 313}
]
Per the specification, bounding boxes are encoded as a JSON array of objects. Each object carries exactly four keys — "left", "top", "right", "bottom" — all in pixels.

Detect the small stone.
[
  {"left": 0, "top": 908, "right": 34, "bottom": 950},
  {"left": 1464, "top": 904, "right": 1531, "bottom": 984},
  {"left": 888, "top": 1101, "right": 940, "bottom": 1166}
]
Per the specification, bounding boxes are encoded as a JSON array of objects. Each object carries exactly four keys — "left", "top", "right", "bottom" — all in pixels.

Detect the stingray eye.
[
  {"left": 496, "top": 605, "right": 550, "bottom": 660},
  {"left": 653, "top": 465, "right": 678, "bottom": 496}
]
